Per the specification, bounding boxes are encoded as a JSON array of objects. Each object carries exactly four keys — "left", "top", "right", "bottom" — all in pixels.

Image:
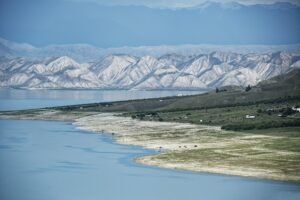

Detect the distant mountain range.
[{"left": 1, "top": 51, "right": 299, "bottom": 90}]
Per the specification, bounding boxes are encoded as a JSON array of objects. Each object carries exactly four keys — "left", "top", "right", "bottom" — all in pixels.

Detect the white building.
[{"left": 245, "top": 115, "right": 255, "bottom": 119}]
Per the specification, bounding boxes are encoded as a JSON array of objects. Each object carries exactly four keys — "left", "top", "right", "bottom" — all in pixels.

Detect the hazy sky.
[
  {"left": 68, "top": 0, "right": 300, "bottom": 8},
  {"left": 0, "top": 0, "right": 299, "bottom": 47}
]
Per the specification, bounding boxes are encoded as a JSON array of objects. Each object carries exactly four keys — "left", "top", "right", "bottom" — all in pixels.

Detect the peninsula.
[{"left": 1, "top": 69, "right": 300, "bottom": 183}]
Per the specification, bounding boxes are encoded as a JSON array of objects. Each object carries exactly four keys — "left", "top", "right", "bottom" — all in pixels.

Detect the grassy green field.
[
  {"left": 136, "top": 126, "right": 300, "bottom": 182},
  {"left": 73, "top": 113, "right": 300, "bottom": 182},
  {"left": 124, "top": 99, "right": 300, "bottom": 131}
]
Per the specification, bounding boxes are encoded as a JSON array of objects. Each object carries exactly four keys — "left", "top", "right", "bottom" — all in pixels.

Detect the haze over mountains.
[{"left": 1, "top": 37, "right": 300, "bottom": 63}]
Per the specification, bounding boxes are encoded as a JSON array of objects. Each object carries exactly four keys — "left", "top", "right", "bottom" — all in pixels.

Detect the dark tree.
[{"left": 245, "top": 85, "right": 251, "bottom": 92}]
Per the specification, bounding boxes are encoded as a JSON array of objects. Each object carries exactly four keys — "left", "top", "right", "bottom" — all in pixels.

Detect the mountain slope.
[
  {"left": 0, "top": 56, "right": 104, "bottom": 88},
  {"left": 0, "top": 51, "right": 300, "bottom": 90},
  {"left": 78, "top": 68, "right": 300, "bottom": 113}
]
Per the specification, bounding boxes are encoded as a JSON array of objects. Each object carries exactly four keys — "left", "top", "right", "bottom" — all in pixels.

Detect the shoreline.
[
  {"left": 74, "top": 113, "right": 300, "bottom": 183},
  {"left": 135, "top": 157, "right": 297, "bottom": 183},
  {"left": 1, "top": 110, "right": 300, "bottom": 183}
]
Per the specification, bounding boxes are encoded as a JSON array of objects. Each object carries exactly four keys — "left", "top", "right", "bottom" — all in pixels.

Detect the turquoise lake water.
[{"left": 0, "top": 89, "right": 300, "bottom": 200}]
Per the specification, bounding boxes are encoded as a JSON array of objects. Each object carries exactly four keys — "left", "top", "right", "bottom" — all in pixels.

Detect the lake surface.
[
  {"left": 0, "top": 88, "right": 204, "bottom": 111},
  {"left": 0, "top": 89, "right": 300, "bottom": 200}
]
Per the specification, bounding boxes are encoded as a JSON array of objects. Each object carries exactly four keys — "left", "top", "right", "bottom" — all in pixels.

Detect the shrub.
[
  {"left": 245, "top": 85, "right": 251, "bottom": 92},
  {"left": 257, "top": 109, "right": 262, "bottom": 113},
  {"left": 282, "top": 107, "right": 296, "bottom": 116},
  {"left": 222, "top": 120, "right": 300, "bottom": 131}
]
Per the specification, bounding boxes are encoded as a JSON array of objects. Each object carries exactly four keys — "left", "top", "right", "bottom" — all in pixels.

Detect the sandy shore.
[
  {"left": 74, "top": 113, "right": 222, "bottom": 150},
  {"left": 1, "top": 110, "right": 299, "bottom": 182},
  {"left": 74, "top": 113, "right": 300, "bottom": 182}
]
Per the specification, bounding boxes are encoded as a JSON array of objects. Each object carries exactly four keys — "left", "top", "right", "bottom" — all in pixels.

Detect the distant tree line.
[{"left": 221, "top": 120, "right": 300, "bottom": 131}]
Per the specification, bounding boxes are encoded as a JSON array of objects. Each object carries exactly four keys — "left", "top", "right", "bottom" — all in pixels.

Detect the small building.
[
  {"left": 245, "top": 115, "right": 255, "bottom": 119},
  {"left": 278, "top": 114, "right": 284, "bottom": 117}
]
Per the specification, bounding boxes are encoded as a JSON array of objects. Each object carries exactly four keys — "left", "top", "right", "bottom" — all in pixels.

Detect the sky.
[
  {"left": 68, "top": 0, "right": 300, "bottom": 8},
  {"left": 0, "top": 0, "right": 299, "bottom": 47}
]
